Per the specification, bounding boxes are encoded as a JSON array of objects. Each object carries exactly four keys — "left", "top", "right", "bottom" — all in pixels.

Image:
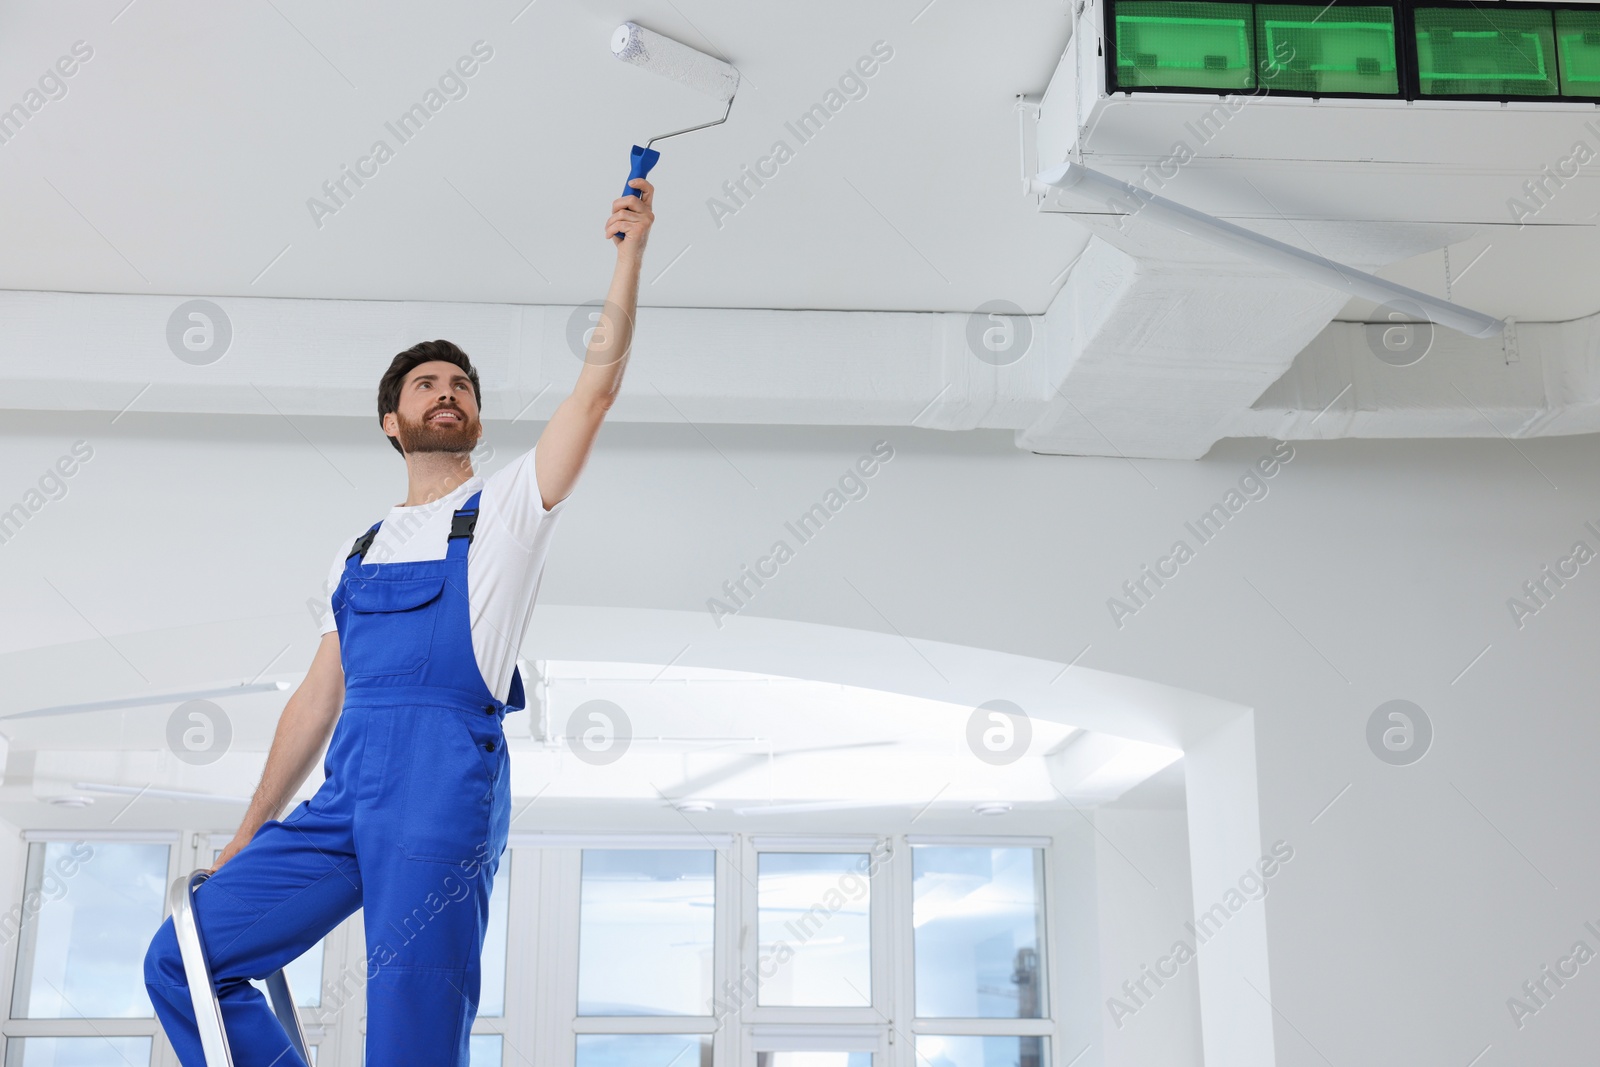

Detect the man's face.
[{"left": 384, "top": 360, "right": 482, "bottom": 455}]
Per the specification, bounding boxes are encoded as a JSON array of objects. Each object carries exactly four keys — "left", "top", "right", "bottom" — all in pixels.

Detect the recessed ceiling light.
[
  {"left": 973, "top": 801, "right": 1012, "bottom": 816},
  {"left": 46, "top": 795, "right": 95, "bottom": 808},
  {"left": 673, "top": 800, "right": 715, "bottom": 813}
]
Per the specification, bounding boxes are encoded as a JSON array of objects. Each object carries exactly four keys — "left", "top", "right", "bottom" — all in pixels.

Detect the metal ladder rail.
[{"left": 168, "top": 868, "right": 311, "bottom": 1066}]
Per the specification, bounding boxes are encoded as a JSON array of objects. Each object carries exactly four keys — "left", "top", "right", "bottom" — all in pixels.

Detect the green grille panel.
[
  {"left": 1555, "top": 8, "right": 1600, "bottom": 93},
  {"left": 1256, "top": 5, "right": 1399, "bottom": 93},
  {"left": 1107, "top": 1, "right": 1600, "bottom": 100},
  {"left": 1114, "top": 2, "right": 1258, "bottom": 89},
  {"left": 1414, "top": 7, "right": 1558, "bottom": 96}
]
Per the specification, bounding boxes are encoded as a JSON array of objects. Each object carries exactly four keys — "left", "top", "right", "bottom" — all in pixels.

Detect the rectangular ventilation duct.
[{"left": 1105, "top": 0, "right": 1600, "bottom": 100}]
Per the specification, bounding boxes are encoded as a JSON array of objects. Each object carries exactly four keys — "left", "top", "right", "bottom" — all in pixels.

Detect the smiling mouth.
[{"left": 426, "top": 408, "right": 463, "bottom": 425}]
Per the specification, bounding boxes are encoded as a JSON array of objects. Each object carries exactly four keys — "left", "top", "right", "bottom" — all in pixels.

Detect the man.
[{"left": 143, "top": 178, "right": 656, "bottom": 1066}]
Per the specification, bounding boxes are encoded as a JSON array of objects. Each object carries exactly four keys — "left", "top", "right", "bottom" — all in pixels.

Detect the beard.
[{"left": 393, "top": 404, "right": 481, "bottom": 454}]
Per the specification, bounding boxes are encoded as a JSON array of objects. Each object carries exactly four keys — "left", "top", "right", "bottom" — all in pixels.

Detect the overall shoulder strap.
[
  {"left": 345, "top": 521, "right": 383, "bottom": 563},
  {"left": 446, "top": 490, "right": 483, "bottom": 560}
]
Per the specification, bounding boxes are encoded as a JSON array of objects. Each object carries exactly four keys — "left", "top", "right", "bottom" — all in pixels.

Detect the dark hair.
[{"left": 377, "top": 340, "right": 482, "bottom": 455}]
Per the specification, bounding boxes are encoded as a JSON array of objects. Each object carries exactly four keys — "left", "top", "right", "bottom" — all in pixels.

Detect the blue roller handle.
[{"left": 615, "top": 144, "right": 660, "bottom": 240}]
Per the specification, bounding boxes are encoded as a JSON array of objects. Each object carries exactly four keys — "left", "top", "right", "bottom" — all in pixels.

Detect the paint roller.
[{"left": 610, "top": 21, "right": 739, "bottom": 238}]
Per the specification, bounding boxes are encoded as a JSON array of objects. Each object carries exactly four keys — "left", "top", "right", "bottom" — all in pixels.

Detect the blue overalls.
[{"left": 144, "top": 491, "right": 519, "bottom": 1066}]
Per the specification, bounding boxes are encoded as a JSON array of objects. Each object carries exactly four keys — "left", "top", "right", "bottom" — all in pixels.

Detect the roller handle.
[{"left": 615, "top": 144, "right": 660, "bottom": 240}]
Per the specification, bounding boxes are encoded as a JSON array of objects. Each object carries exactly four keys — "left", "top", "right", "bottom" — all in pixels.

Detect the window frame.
[
  {"left": 0, "top": 830, "right": 180, "bottom": 1065},
  {"left": 740, "top": 834, "right": 890, "bottom": 1027},
  {"left": 900, "top": 837, "right": 1059, "bottom": 1053},
  {"left": 2, "top": 829, "right": 1064, "bottom": 1067},
  {"left": 545, "top": 834, "right": 735, "bottom": 1067}
]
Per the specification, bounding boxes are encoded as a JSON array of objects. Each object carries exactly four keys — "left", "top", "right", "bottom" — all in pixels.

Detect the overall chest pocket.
[{"left": 338, "top": 575, "right": 446, "bottom": 677}]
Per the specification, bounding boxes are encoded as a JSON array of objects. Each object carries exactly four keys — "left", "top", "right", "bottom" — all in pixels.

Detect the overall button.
[
  {"left": 484, "top": 739, "right": 497, "bottom": 752},
  {"left": 483, "top": 705, "right": 495, "bottom": 715}
]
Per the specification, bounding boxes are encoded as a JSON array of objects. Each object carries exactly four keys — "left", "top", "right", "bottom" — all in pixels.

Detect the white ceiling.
[
  {"left": 7, "top": 0, "right": 1600, "bottom": 459},
  {"left": 0, "top": 0, "right": 1081, "bottom": 312}
]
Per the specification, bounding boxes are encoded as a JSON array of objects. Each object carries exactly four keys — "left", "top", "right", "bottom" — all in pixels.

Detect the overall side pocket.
[{"left": 400, "top": 708, "right": 496, "bottom": 864}]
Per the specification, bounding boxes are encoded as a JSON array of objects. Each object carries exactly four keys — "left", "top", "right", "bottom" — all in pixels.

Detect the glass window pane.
[
  {"left": 913, "top": 847, "right": 1047, "bottom": 1019},
  {"left": 757, "top": 1054, "right": 873, "bottom": 1067},
  {"left": 757, "top": 853, "right": 872, "bottom": 1007},
  {"left": 577, "top": 850, "right": 715, "bottom": 1016},
  {"left": 10, "top": 841, "right": 168, "bottom": 1019},
  {"left": 479, "top": 864, "right": 510, "bottom": 1016},
  {"left": 573, "top": 1034, "right": 711, "bottom": 1066},
  {"left": 213, "top": 847, "right": 327, "bottom": 1008},
  {"left": 1415, "top": 7, "right": 1557, "bottom": 97},
  {"left": 2, "top": 1036, "right": 153, "bottom": 1066},
  {"left": 1113, "top": 2, "right": 1257, "bottom": 91},
  {"left": 914, "top": 1036, "right": 1047, "bottom": 1067},
  {"left": 1257, "top": 5, "right": 1398, "bottom": 94},
  {"left": 283, "top": 941, "right": 325, "bottom": 1009},
  {"left": 469, "top": 1033, "right": 502, "bottom": 1066},
  {"left": 1556, "top": 8, "right": 1600, "bottom": 96}
]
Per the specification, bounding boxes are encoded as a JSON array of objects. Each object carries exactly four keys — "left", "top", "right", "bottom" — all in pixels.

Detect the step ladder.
[{"left": 168, "top": 868, "right": 311, "bottom": 1066}]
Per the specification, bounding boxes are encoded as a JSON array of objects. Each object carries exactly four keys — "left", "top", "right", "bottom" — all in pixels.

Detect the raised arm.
[{"left": 534, "top": 177, "right": 655, "bottom": 511}]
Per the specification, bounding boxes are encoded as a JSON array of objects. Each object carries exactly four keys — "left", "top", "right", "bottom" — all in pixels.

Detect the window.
[
  {"left": 576, "top": 849, "right": 716, "bottom": 1016},
  {"left": 8, "top": 832, "right": 1057, "bottom": 1064},
  {"left": 468, "top": 1034, "right": 502, "bottom": 1066},
  {"left": 480, "top": 865, "right": 511, "bottom": 1017},
  {"left": 573, "top": 1033, "right": 712, "bottom": 1066},
  {"left": 4, "top": 1035, "right": 155, "bottom": 1066},
  {"left": 11, "top": 841, "right": 167, "bottom": 1021},
  {"left": 910, "top": 845, "right": 1052, "bottom": 1064},
  {"left": 913, "top": 1035, "right": 1048, "bottom": 1067},
  {"left": 756, "top": 853, "right": 872, "bottom": 1007},
  {"left": 750, "top": 1029, "right": 883, "bottom": 1066},
  {"left": 2, "top": 838, "right": 170, "bottom": 1065},
  {"left": 912, "top": 847, "right": 1047, "bottom": 1018}
]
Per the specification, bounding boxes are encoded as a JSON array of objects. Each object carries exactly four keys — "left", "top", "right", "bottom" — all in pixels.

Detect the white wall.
[
  {"left": 1094, "top": 807, "right": 1202, "bottom": 1067},
  {"left": 3, "top": 409, "right": 1600, "bottom": 1064}
]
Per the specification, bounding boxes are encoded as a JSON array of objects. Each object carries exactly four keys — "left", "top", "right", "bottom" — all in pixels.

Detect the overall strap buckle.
[
  {"left": 445, "top": 490, "right": 484, "bottom": 560},
  {"left": 346, "top": 523, "right": 381, "bottom": 562},
  {"left": 448, "top": 489, "right": 483, "bottom": 543},
  {"left": 449, "top": 509, "right": 478, "bottom": 542}
]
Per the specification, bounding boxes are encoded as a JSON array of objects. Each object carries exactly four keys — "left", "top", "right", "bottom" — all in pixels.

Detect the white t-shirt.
[{"left": 315, "top": 446, "right": 566, "bottom": 703}]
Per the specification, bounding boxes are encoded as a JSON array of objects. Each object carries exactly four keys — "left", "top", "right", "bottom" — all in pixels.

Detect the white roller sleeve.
[{"left": 611, "top": 21, "right": 739, "bottom": 101}]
